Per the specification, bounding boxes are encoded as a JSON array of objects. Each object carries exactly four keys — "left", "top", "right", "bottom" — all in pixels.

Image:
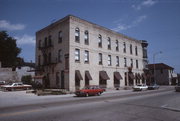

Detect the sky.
[{"left": 0, "top": 0, "right": 180, "bottom": 73}]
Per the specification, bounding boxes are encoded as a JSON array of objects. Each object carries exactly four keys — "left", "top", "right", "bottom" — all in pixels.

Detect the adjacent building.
[
  {"left": 147, "top": 63, "right": 177, "bottom": 85},
  {"left": 0, "top": 61, "right": 35, "bottom": 83},
  {"left": 35, "top": 15, "right": 148, "bottom": 92}
]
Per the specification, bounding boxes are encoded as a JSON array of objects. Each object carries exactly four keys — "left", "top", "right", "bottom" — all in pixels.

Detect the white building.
[{"left": 35, "top": 15, "right": 148, "bottom": 92}]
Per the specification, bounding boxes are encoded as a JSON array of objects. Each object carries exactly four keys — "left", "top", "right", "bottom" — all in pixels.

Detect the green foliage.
[
  {"left": 0, "top": 31, "right": 22, "bottom": 67},
  {"left": 21, "top": 75, "right": 32, "bottom": 85}
]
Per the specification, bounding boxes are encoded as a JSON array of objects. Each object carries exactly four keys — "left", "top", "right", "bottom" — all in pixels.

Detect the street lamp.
[{"left": 153, "top": 51, "right": 162, "bottom": 84}]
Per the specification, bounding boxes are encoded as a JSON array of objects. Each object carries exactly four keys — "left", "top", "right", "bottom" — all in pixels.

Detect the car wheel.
[
  {"left": 85, "top": 93, "right": 89, "bottom": 97},
  {"left": 97, "top": 92, "right": 101, "bottom": 96}
]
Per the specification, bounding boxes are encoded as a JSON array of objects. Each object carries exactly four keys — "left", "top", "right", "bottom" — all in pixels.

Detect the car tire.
[
  {"left": 85, "top": 93, "right": 89, "bottom": 97},
  {"left": 97, "top": 92, "right": 101, "bottom": 96}
]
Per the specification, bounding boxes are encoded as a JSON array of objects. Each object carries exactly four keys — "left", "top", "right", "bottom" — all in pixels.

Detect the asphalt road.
[{"left": 0, "top": 88, "right": 180, "bottom": 121}]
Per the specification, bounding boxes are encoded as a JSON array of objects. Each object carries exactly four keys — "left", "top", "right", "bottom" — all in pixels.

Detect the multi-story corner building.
[{"left": 35, "top": 15, "right": 148, "bottom": 92}]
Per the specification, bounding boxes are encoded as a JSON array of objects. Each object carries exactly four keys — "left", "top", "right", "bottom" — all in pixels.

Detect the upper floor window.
[
  {"left": 58, "top": 31, "right": 62, "bottom": 43},
  {"left": 38, "top": 55, "right": 41, "bottom": 66},
  {"left": 48, "top": 52, "right": 51, "bottom": 64},
  {"left": 108, "top": 55, "right": 112, "bottom": 66},
  {"left": 43, "top": 54, "right": 47, "bottom": 65},
  {"left": 48, "top": 35, "right": 52, "bottom": 46},
  {"left": 123, "top": 42, "right": 126, "bottom": 53},
  {"left": 130, "top": 59, "right": 133, "bottom": 67},
  {"left": 44, "top": 37, "right": 48, "bottom": 47},
  {"left": 116, "top": 40, "right": 119, "bottom": 51},
  {"left": 107, "top": 37, "right": 111, "bottom": 50},
  {"left": 75, "top": 48, "right": 80, "bottom": 62},
  {"left": 99, "top": 53, "right": 103, "bottom": 65},
  {"left": 130, "top": 44, "right": 133, "bottom": 54},
  {"left": 116, "top": 56, "right": 119, "bottom": 66},
  {"left": 135, "top": 46, "right": 138, "bottom": 56},
  {"left": 84, "top": 30, "right": 89, "bottom": 45},
  {"left": 124, "top": 57, "right": 127, "bottom": 67},
  {"left": 75, "top": 28, "right": 80, "bottom": 42},
  {"left": 84, "top": 50, "right": 89, "bottom": 63},
  {"left": 58, "top": 49, "right": 62, "bottom": 62},
  {"left": 98, "top": 34, "right": 102, "bottom": 48},
  {"left": 38, "top": 40, "right": 42, "bottom": 48},
  {"left": 136, "top": 60, "right": 139, "bottom": 69}
]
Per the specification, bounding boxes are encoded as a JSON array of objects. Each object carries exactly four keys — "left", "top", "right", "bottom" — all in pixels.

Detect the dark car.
[
  {"left": 175, "top": 83, "right": 180, "bottom": 92},
  {"left": 75, "top": 85, "right": 105, "bottom": 97},
  {"left": 148, "top": 84, "right": 159, "bottom": 90}
]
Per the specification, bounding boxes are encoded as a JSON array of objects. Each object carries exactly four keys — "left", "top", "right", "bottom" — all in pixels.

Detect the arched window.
[
  {"left": 107, "top": 37, "right": 111, "bottom": 50},
  {"left": 98, "top": 34, "right": 102, "bottom": 47},
  {"left": 58, "top": 49, "right": 62, "bottom": 62},
  {"left": 116, "top": 40, "right": 119, "bottom": 51},
  {"left": 75, "top": 28, "right": 80, "bottom": 42},
  {"left": 84, "top": 30, "right": 89, "bottom": 45},
  {"left": 130, "top": 44, "right": 133, "bottom": 54},
  {"left": 38, "top": 40, "right": 42, "bottom": 48},
  {"left": 58, "top": 31, "right": 62, "bottom": 43}
]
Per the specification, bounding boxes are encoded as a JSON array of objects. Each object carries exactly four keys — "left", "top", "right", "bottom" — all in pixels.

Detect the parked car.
[
  {"left": 0, "top": 81, "right": 5, "bottom": 86},
  {"left": 75, "top": 85, "right": 105, "bottom": 97},
  {"left": 175, "top": 83, "right": 180, "bottom": 92},
  {"left": 148, "top": 84, "right": 159, "bottom": 90},
  {"left": 133, "top": 84, "right": 148, "bottom": 91},
  {"left": 1, "top": 82, "right": 32, "bottom": 91}
]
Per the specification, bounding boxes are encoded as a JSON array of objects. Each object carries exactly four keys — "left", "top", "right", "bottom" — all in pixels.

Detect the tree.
[
  {"left": 0, "top": 31, "right": 21, "bottom": 67},
  {"left": 21, "top": 75, "right": 32, "bottom": 85}
]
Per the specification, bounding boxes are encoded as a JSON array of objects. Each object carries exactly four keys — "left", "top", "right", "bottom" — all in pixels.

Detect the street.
[{"left": 0, "top": 87, "right": 180, "bottom": 121}]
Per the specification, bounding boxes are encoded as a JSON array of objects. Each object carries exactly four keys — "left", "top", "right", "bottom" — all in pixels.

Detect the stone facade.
[{"left": 35, "top": 15, "right": 148, "bottom": 92}]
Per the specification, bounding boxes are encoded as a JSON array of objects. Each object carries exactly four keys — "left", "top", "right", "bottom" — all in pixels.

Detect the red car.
[{"left": 75, "top": 85, "right": 105, "bottom": 97}]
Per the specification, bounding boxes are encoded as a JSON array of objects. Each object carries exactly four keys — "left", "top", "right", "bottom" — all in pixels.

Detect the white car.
[
  {"left": 133, "top": 84, "right": 148, "bottom": 91},
  {"left": 1, "top": 82, "right": 32, "bottom": 91}
]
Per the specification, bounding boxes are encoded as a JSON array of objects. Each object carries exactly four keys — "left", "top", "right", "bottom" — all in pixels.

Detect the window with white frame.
[
  {"left": 98, "top": 34, "right": 102, "bottom": 48},
  {"left": 108, "top": 55, "right": 112, "bottom": 66},
  {"left": 75, "top": 28, "right": 80, "bottom": 42},
  {"left": 116, "top": 56, "right": 119, "bottom": 66},
  {"left": 136, "top": 60, "right": 139, "bottom": 69},
  {"left": 99, "top": 53, "right": 103, "bottom": 65},
  {"left": 130, "top": 44, "right": 133, "bottom": 54},
  {"left": 116, "top": 40, "right": 119, "bottom": 51},
  {"left": 84, "top": 30, "right": 89, "bottom": 45},
  {"left": 58, "top": 49, "right": 62, "bottom": 62},
  {"left": 131, "top": 59, "right": 133, "bottom": 67},
  {"left": 135, "top": 46, "right": 138, "bottom": 56},
  {"left": 123, "top": 42, "right": 126, "bottom": 53},
  {"left": 75, "top": 49, "right": 80, "bottom": 62},
  {"left": 124, "top": 57, "right": 127, "bottom": 67},
  {"left": 58, "top": 31, "right": 62, "bottom": 43},
  {"left": 107, "top": 37, "right": 111, "bottom": 50},
  {"left": 84, "top": 50, "right": 89, "bottom": 63}
]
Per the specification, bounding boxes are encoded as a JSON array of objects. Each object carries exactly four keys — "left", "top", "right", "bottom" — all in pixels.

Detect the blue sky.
[{"left": 0, "top": 0, "right": 180, "bottom": 73}]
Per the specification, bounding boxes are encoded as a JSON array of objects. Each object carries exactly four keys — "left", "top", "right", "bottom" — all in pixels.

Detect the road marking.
[
  {"left": 161, "top": 104, "right": 180, "bottom": 112},
  {"left": 0, "top": 109, "right": 42, "bottom": 117}
]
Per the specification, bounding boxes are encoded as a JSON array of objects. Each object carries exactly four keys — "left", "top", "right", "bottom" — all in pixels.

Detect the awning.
[
  {"left": 114, "top": 72, "right": 122, "bottom": 80},
  {"left": 85, "top": 71, "right": 92, "bottom": 80},
  {"left": 75, "top": 70, "right": 83, "bottom": 80},
  {"left": 128, "top": 73, "right": 135, "bottom": 80},
  {"left": 99, "top": 71, "right": 110, "bottom": 80}
]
